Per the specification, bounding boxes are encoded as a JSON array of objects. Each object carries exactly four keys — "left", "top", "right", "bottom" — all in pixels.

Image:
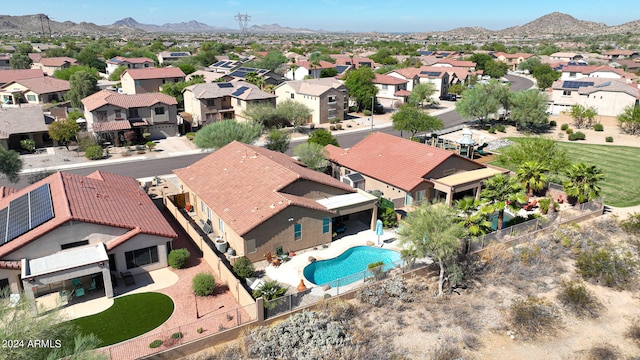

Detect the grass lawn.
[
  {"left": 68, "top": 292, "right": 174, "bottom": 347},
  {"left": 490, "top": 138, "right": 640, "bottom": 208}
]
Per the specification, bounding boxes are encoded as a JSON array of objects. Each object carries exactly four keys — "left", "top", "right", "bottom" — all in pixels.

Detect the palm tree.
[
  {"left": 289, "top": 63, "right": 299, "bottom": 80},
  {"left": 516, "top": 161, "right": 549, "bottom": 197},
  {"left": 454, "top": 197, "right": 492, "bottom": 237},
  {"left": 562, "top": 162, "right": 605, "bottom": 204},
  {"left": 480, "top": 174, "right": 527, "bottom": 230},
  {"left": 253, "top": 280, "right": 287, "bottom": 308}
]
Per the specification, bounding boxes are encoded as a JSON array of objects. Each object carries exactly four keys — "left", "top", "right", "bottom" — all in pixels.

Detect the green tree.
[
  {"left": 9, "top": 53, "right": 32, "bottom": 69},
  {"left": 252, "top": 280, "right": 287, "bottom": 301},
  {"left": 483, "top": 59, "right": 509, "bottom": 78},
  {"left": 265, "top": 128, "right": 290, "bottom": 153},
  {"left": 391, "top": 104, "right": 443, "bottom": 140},
  {"left": 480, "top": 174, "right": 527, "bottom": 230},
  {"left": 454, "top": 197, "right": 492, "bottom": 237},
  {"left": 0, "top": 147, "right": 24, "bottom": 183},
  {"left": 293, "top": 142, "right": 328, "bottom": 171},
  {"left": 342, "top": 67, "right": 378, "bottom": 112},
  {"left": 516, "top": 161, "right": 549, "bottom": 197},
  {"left": 193, "top": 120, "right": 262, "bottom": 149},
  {"left": 448, "top": 84, "right": 466, "bottom": 95},
  {"left": 243, "top": 103, "right": 280, "bottom": 127},
  {"left": 48, "top": 118, "right": 80, "bottom": 150},
  {"left": 509, "top": 89, "right": 549, "bottom": 131},
  {"left": 15, "top": 43, "right": 34, "bottom": 55},
  {"left": 233, "top": 257, "right": 255, "bottom": 280},
  {"left": 467, "top": 53, "right": 493, "bottom": 71},
  {"left": 54, "top": 65, "right": 100, "bottom": 81},
  {"left": 397, "top": 202, "right": 466, "bottom": 296},
  {"left": 65, "top": 71, "right": 99, "bottom": 108},
  {"left": 562, "top": 162, "right": 605, "bottom": 204},
  {"left": 108, "top": 65, "right": 127, "bottom": 81},
  {"left": 407, "top": 82, "right": 436, "bottom": 107},
  {"left": 248, "top": 51, "right": 287, "bottom": 71},
  {"left": 617, "top": 104, "right": 640, "bottom": 135},
  {"left": 532, "top": 64, "right": 560, "bottom": 90},
  {"left": 455, "top": 82, "right": 499, "bottom": 123},
  {"left": 308, "top": 128, "right": 339, "bottom": 147},
  {"left": 177, "top": 62, "right": 196, "bottom": 75},
  {"left": 319, "top": 68, "right": 338, "bottom": 78},
  {"left": 245, "top": 72, "right": 266, "bottom": 89},
  {"left": 517, "top": 57, "right": 541, "bottom": 73},
  {"left": 569, "top": 104, "right": 598, "bottom": 129},
  {"left": 160, "top": 76, "right": 205, "bottom": 106},
  {"left": 496, "top": 137, "right": 570, "bottom": 179}
]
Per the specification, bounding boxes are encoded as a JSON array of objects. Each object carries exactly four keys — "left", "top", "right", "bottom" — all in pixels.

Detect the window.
[
  {"left": 134, "top": 80, "right": 141, "bottom": 86},
  {"left": 405, "top": 193, "right": 413, "bottom": 206},
  {"left": 382, "top": 84, "right": 388, "bottom": 90},
  {"left": 154, "top": 107, "right": 165, "bottom": 115},
  {"left": 0, "top": 278, "right": 8, "bottom": 297},
  {"left": 200, "top": 200, "right": 205, "bottom": 214},
  {"left": 415, "top": 190, "right": 426, "bottom": 203},
  {"left": 294, "top": 223, "right": 302, "bottom": 240},
  {"left": 237, "top": 98, "right": 241, "bottom": 106},
  {"left": 322, "top": 218, "right": 330, "bottom": 234},
  {"left": 61, "top": 240, "right": 89, "bottom": 250},
  {"left": 246, "top": 238, "right": 257, "bottom": 254},
  {"left": 290, "top": 93, "right": 295, "bottom": 99},
  {"left": 114, "top": 110, "right": 122, "bottom": 118},
  {"left": 96, "top": 111, "right": 107, "bottom": 122},
  {"left": 108, "top": 254, "right": 116, "bottom": 271},
  {"left": 218, "top": 218, "right": 225, "bottom": 233},
  {"left": 207, "top": 207, "right": 212, "bottom": 222},
  {"left": 328, "top": 95, "right": 336, "bottom": 103},
  {"left": 26, "top": 94, "right": 36, "bottom": 102},
  {"left": 206, "top": 99, "right": 215, "bottom": 107},
  {"left": 328, "top": 108, "right": 336, "bottom": 119},
  {"left": 443, "top": 168, "right": 456, "bottom": 176},
  {"left": 562, "top": 90, "right": 572, "bottom": 96},
  {"left": 569, "top": 72, "right": 577, "bottom": 77},
  {"left": 128, "top": 108, "right": 139, "bottom": 118},
  {"left": 125, "top": 246, "right": 159, "bottom": 269}
]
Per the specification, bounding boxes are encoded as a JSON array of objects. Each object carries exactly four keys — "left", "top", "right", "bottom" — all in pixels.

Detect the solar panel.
[
  {"left": 562, "top": 81, "right": 594, "bottom": 89},
  {"left": 6, "top": 194, "right": 29, "bottom": 241},
  {"left": 29, "top": 183, "right": 54, "bottom": 229},
  {"left": 596, "top": 81, "right": 611, "bottom": 88},
  {"left": 421, "top": 71, "right": 441, "bottom": 76},
  {"left": 212, "top": 60, "right": 225, "bottom": 66},
  {"left": 170, "top": 52, "right": 189, "bottom": 57},
  {"left": 231, "top": 86, "right": 249, "bottom": 96},
  {"left": 0, "top": 208, "right": 7, "bottom": 244},
  {"left": 230, "top": 70, "right": 248, "bottom": 78},
  {"left": 217, "top": 82, "right": 234, "bottom": 88}
]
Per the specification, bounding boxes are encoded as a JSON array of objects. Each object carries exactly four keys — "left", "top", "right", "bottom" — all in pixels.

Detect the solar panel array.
[
  {"left": 170, "top": 52, "right": 189, "bottom": 57},
  {"left": 562, "top": 81, "right": 594, "bottom": 89},
  {"left": 0, "top": 183, "right": 54, "bottom": 245},
  {"left": 231, "top": 86, "right": 249, "bottom": 97},
  {"left": 421, "top": 71, "right": 442, "bottom": 77},
  {"left": 217, "top": 83, "right": 234, "bottom": 88}
]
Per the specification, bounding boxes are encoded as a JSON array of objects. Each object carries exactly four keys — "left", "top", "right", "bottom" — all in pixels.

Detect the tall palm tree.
[
  {"left": 562, "top": 162, "right": 605, "bottom": 204},
  {"left": 454, "top": 197, "right": 492, "bottom": 237},
  {"left": 516, "top": 161, "right": 549, "bottom": 197},
  {"left": 480, "top": 174, "right": 527, "bottom": 230}
]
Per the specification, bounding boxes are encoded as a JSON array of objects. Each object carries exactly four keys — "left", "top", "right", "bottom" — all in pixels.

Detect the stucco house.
[
  {"left": 491, "top": 52, "right": 534, "bottom": 71},
  {"left": 549, "top": 78, "right": 640, "bottom": 116},
  {"left": 0, "top": 69, "right": 44, "bottom": 87},
  {"left": 120, "top": 67, "right": 186, "bottom": 95},
  {"left": 285, "top": 60, "right": 337, "bottom": 80},
  {"left": 0, "top": 106, "right": 55, "bottom": 151},
  {"left": 30, "top": 57, "right": 78, "bottom": 76},
  {"left": 157, "top": 51, "right": 192, "bottom": 65},
  {"left": 81, "top": 90, "right": 179, "bottom": 142},
  {"left": 105, "top": 56, "right": 155, "bottom": 76},
  {"left": 0, "top": 76, "right": 69, "bottom": 105},
  {"left": 326, "top": 132, "right": 508, "bottom": 208},
  {"left": 386, "top": 66, "right": 450, "bottom": 98},
  {"left": 172, "top": 141, "right": 377, "bottom": 263},
  {"left": 602, "top": 49, "right": 639, "bottom": 60},
  {"left": 182, "top": 81, "right": 275, "bottom": 128},
  {"left": 0, "top": 171, "right": 177, "bottom": 313},
  {"left": 560, "top": 65, "right": 625, "bottom": 81},
  {"left": 373, "top": 73, "right": 409, "bottom": 109},
  {"left": 274, "top": 78, "right": 348, "bottom": 125}
]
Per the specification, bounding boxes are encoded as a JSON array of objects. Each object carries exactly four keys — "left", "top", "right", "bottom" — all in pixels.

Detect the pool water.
[
  {"left": 303, "top": 246, "right": 401, "bottom": 286},
  {"left": 490, "top": 211, "right": 515, "bottom": 230}
]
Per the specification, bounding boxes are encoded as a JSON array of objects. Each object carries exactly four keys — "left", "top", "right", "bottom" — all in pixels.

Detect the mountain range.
[{"left": 0, "top": 12, "right": 639, "bottom": 36}]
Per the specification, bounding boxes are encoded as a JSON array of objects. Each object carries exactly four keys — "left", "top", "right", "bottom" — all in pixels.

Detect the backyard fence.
[{"left": 469, "top": 199, "right": 604, "bottom": 254}]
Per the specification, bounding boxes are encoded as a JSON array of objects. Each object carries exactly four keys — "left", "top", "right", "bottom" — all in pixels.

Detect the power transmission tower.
[{"left": 234, "top": 12, "right": 251, "bottom": 40}]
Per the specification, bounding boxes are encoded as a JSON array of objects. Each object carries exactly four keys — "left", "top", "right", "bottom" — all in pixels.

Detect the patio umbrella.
[{"left": 375, "top": 219, "right": 384, "bottom": 246}]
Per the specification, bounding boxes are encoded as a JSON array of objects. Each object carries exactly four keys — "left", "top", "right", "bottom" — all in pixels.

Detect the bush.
[
  {"left": 84, "top": 145, "right": 104, "bottom": 160},
  {"left": 171, "top": 332, "right": 183, "bottom": 339},
  {"left": 626, "top": 318, "right": 640, "bottom": 344},
  {"left": 488, "top": 127, "right": 496, "bottom": 134},
  {"left": 575, "top": 245, "right": 637, "bottom": 288},
  {"left": 561, "top": 123, "right": 569, "bottom": 130},
  {"left": 605, "top": 136, "right": 613, "bottom": 143},
  {"left": 362, "top": 109, "right": 371, "bottom": 116},
  {"left": 496, "top": 124, "right": 506, "bottom": 132},
  {"left": 168, "top": 248, "right": 190, "bottom": 269},
  {"left": 509, "top": 296, "right": 558, "bottom": 338},
  {"left": 379, "top": 206, "right": 398, "bottom": 228},
  {"left": 593, "top": 123, "right": 604, "bottom": 131},
  {"left": 185, "top": 132, "right": 196, "bottom": 140},
  {"left": 233, "top": 256, "right": 255, "bottom": 280},
  {"left": 329, "top": 125, "right": 336, "bottom": 131},
  {"left": 20, "top": 139, "right": 36, "bottom": 152},
  {"left": 192, "top": 272, "right": 216, "bottom": 296},
  {"left": 579, "top": 343, "right": 621, "bottom": 360},
  {"left": 621, "top": 212, "right": 640, "bottom": 235},
  {"left": 574, "top": 131, "right": 586, "bottom": 140},
  {"left": 566, "top": 128, "right": 574, "bottom": 134},
  {"left": 149, "top": 340, "right": 163, "bottom": 348},
  {"left": 145, "top": 141, "right": 157, "bottom": 151},
  {"left": 538, "top": 198, "right": 551, "bottom": 214},
  {"left": 335, "top": 123, "right": 342, "bottom": 130},
  {"left": 549, "top": 120, "right": 557, "bottom": 127},
  {"left": 556, "top": 280, "right": 602, "bottom": 318}
]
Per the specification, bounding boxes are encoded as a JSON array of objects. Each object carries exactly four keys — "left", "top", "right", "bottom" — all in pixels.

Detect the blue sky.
[{"left": 4, "top": 0, "right": 639, "bottom": 33}]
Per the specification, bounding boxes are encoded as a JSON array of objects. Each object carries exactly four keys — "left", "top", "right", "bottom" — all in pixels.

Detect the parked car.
[{"left": 439, "top": 93, "right": 457, "bottom": 101}]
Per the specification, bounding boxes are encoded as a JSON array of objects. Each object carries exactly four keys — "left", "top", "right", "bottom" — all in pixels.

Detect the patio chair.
[
  {"left": 74, "top": 287, "right": 85, "bottom": 298},
  {"left": 87, "top": 278, "right": 97, "bottom": 291},
  {"left": 120, "top": 271, "right": 136, "bottom": 286},
  {"left": 71, "top": 278, "right": 82, "bottom": 289}
]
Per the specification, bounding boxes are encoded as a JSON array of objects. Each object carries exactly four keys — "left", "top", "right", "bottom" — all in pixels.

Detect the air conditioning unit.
[{"left": 340, "top": 172, "right": 365, "bottom": 189}]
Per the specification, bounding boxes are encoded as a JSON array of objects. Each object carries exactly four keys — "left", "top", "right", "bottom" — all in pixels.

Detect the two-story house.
[
  {"left": 372, "top": 74, "right": 409, "bottom": 109},
  {"left": 81, "top": 90, "right": 178, "bottom": 142},
  {"left": 285, "top": 60, "right": 337, "bottom": 80},
  {"left": 182, "top": 81, "right": 276, "bottom": 128},
  {"left": 120, "top": 67, "right": 186, "bottom": 95},
  {"left": 30, "top": 57, "right": 78, "bottom": 76},
  {"left": 274, "top": 78, "right": 348, "bottom": 125},
  {"left": 549, "top": 78, "right": 639, "bottom": 116},
  {"left": 560, "top": 65, "right": 625, "bottom": 81},
  {"left": 221, "top": 67, "right": 286, "bottom": 87},
  {"left": 105, "top": 56, "right": 155, "bottom": 76},
  {"left": 386, "top": 66, "right": 450, "bottom": 98},
  {"left": 491, "top": 52, "right": 534, "bottom": 71},
  {"left": 157, "top": 51, "right": 192, "bottom": 65}
]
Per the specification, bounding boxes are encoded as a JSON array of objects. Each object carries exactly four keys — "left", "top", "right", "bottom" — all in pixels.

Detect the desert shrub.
[
  {"left": 185, "top": 132, "right": 196, "bottom": 140},
  {"left": 314, "top": 297, "right": 358, "bottom": 322},
  {"left": 84, "top": 145, "right": 104, "bottom": 160},
  {"left": 462, "top": 334, "right": 482, "bottom": 350},
  {"left": 171, "top": 332, "right": 183, "bottom": 339},
  {"left": 556, "top": 279, "right": 602, "bottom": 318},
  {"left": 192, "top": 272, "right": 216, "bottom": 296},
  {"left": 496, "top": 124, "right": 506, "bottom": 132},
  {"left": 626, "top": 318, "right": 640, "bottom": 345},
  {"left": 575, "top": 343, "right": 621, "bottom": 360},
  {"left": 575, "top": 245, "right": 637, "bottom": 288},
  {"left": 565, "top": 128, "right": 574, "bottom": 134},
  {"left": 605, "top": 136, "right": 613, "bottom": 143},
  {"left": 77, "top": 133, "right": 98, "bottom": 151},
  {"left": 561, "top": 123, "right": 569, "bottom": 130},
  {"left": 363, "top": 109, "right": 371, "bottom": 116},
  {"left": 593, "top": 123, "right": 604, "bottom": 131},
  {"left": 509, "top": 296, "right": 559, "bottom": 337},
  {"left": 538, "top": 198, "right": 551, "bottom": 214},
  {"left": 20, "top": 139, "right": 36, "bottom": 152},
  {"left": 621, "top": 213, "right": 640, "bottom": 235},
  {"left": 357, "top": 276, "right": 414, "bottom": 307},
  {"left": 168, "top": 248, "right": 190, "bottom": 269},
  {"left": 549, "top": 120, "right": 557, "bottom": 127},
  {"left": 488, "top": 127, "right": 496, "bottom": 134},
  {"left": 149, "top": 340, "right": 163, "bottom": 348},
  {"left": 430, "top": 341, "right": 462, "bottom": 360},
  {"left": 233, "top": 256, "right": 255, "bottom": 280},
  {"left": 335, "top": 123, "right": 342, "bottom": 130},
  {"left": 252, "top": 280, "right": 286, "bottom": 302},
  {"left": 574, "top": 131, "right": 586, "bottom": 140},
  {"left": 329, "top": 125, "right": 336, "bottom": 131},
  {"left": 146, "top": 141, "right": 157, "bottom": 151},
  {"left": 568, "top": 133, "right": 578, "bottom": 141}
]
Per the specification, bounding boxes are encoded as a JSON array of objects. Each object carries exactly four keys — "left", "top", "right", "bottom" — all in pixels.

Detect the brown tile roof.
[
  {"left": 374, "top": 73, "right": 408, "bottom": 85},
  {"left": 123, "top": 67, "right": 186, "bottom": 80},
  {"left": 0, "top": 69, "right": 44, "bottom": 84},
  {"left": 38, "top": 57, "right": 78, "bottom": 67},
  {"left": 277, "top": 78, "right": 345, "bottom": 96},
  {"left": 28, "top": 53, "right": 43, "bottom": 63},
  {"left": 0, "top": 171, "right": 177, "bottom": 258},
  {"left": 434, "top": 59, "right": 476, "bottom": 68},
  {"left": 107, "top": 56, "right": 155, "bottom": 65},
  {"left": 603, "top": 50, "right": 637, "bottom": 56},
  {"left": 93, "top": 120, "right": 132, "bottom": 132},
  {"left": 81, "top": 89, "right": 177, "bottom": 112},
  {"left": 295, "top": 60, "right": 335, "bottom": 70},
  {"left": 173, "top": 141, "right": 355, "bottom": 236},
  {"left": 326, "top": 132, "right": 477, "bottom": 191},
  {"left": 561, "top": 65, "right": 624, "bottom": 76},
  {"left": 0, "top": 260, "right": 21, "bottom": 270},
  {"left": 394, "top": 89, "right": 411, "bottom": 97},
  {"left": 389, "top": 66, "right": 447, "bottom": 79},
  {"left": 4, "top": 76, "right": 70, "bottom": 94},
  {"left": 388, "top": 67, "right": 421, "bottom": 79}
]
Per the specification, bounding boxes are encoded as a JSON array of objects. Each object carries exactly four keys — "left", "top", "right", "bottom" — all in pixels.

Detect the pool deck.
[{"left": 263, "top": 226, "right": 401, "bottom": 294}]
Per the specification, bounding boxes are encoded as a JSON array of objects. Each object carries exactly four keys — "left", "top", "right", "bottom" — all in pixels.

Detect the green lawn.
[
  {"left": 490, "top": 138, "right": 640, "bottom": 208},
  {"left": 68, "top": 292, "right": 174, "bottom": 347}
]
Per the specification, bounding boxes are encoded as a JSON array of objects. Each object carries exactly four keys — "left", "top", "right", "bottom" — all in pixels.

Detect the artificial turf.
[
  {"left": 490, "top": 138, "right": 640, "bottom": 208},
  {"left": 68, "top": 292, "right": 174, "bottom": 347}
]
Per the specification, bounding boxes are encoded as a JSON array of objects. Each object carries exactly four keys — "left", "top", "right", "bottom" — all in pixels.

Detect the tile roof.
[
  {"left": 394, "top": 89, "right": 411, "bottom": 97},
  {"left": 0, "top": 69, "right": 44, "bottom": 84},
  {"left": 374, "top": 73, "right": 408, "bottom": 85},
  {"left": 326, "top": 132, "right": 481, "bottom": 191},
  {"left": 184, "top": 81, "right": 275, "bottom": 101},
  {"left": 107, "top": 56, "right": 154, "bottom": 65},
  {"left": 38, "top": 57, "right": 78, "bottom": 67},
  {"left": 0, "top": 171, "right": 177, "bottom": 258},
  {"left": 81, "top": 89, "right": 177, "bottom": 112},
  {"left": 276, "top": 78, "right": 345, "bottom": 96},
  {"left": 173, "top": 141, "right": 355, "bottom": 236},
  {"left": 0, "top": 106, "right": 52, "bottom": 139},
  {"left": 93, "top": 120, "right": 132, "bottom": 132},
  {"left": 3, "top": 76, "right": 70, "bottom": 94},
  {"left": 295, "top": 60, "right": 336, "bottom": 70},
  {"left": 434, "top": 59, "right": 476, "bottom": 68},
  {"left": 561, "top": 65, "right": 624, "bottom": 76},
  {"left": 388, "top": 66, "right": 447, "bottom": 79},
  {"left": 123, "top": 67, "right": 186, "bottom": 80},
  {"left": 577, "top": 79, "right": 640, "bottom": 98}
]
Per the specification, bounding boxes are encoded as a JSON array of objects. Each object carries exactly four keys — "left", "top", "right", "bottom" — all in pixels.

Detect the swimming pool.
[
  {"left": 490, "top": 211, "right": 515, "bottom": 230},
  {"left": 303, "top": 246, "right": 401, "bottom": 286}
]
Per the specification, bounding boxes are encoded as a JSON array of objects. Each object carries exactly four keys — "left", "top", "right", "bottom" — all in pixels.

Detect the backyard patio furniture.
[
  {"left": 523, "top": 199, "right": 538, "bottom": 211},
  {"left": 74, "top": 287, "right": 85, "bottom": 297},
  {"left": 87, "top": 278, "right": 97, "bottom": 291},
  {"left": 71, "top": 278, "right": 82, "bottom": 288},
  {"left": 120, "top": 271, "right": 136, "bottom": 286}
]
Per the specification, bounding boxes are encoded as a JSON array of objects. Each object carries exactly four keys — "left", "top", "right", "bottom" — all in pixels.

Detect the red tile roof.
[
  {"left": 434, "top": 59, "right": 476, "bottom": 68},
  {"left": 326, "top": 132, "right": 478, "bottom": 191},
  {"left": 93, "top": 120, "right": 132, "bottom": 132},
  {"left": 81, "top": 89, "right": 177, "bottom": 112},
  {"left": 295, "top": 60, "right": 335, "bottom": 70},
  {"left": 123, "top": 67, "right": 186, "bottom": 80},
  {"left": 394, "top": 89, "right": 411, "bottom": 97},
  {"left": 0, "top": 69, "right": 44, "bottom": 84},
  {"left": 374, "top": 73, "right": 408, "bottom": 85},
  {"left": 561, "top": 65, "right": 624, "bottom": 76},
  {"left": 0, "top": 171, "right": 177, "bottom": 258},
  {"left": 38, "top": 57, "right": 78, "bottom": 67},
  {"left": 4, "top": 76, "right": 70, "bottom": 94},
  {"left": 173, "top": 141, "right": 355, "bottom": 236}
]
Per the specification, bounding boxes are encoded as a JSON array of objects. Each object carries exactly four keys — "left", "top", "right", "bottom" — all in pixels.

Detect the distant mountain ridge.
[{"left": 0, "top": 12, "right": 639, "bottom": 36}]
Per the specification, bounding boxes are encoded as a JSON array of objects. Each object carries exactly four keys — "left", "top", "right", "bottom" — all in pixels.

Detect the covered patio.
[
  {"left": 316, "top": 190, "right": 379, "bottom": 231},
  {"left": 431, "top": 167, "right": 509, "bottom": 206}
]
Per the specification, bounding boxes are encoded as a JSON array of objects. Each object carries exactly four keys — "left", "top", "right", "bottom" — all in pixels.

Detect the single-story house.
[
  {"left": 326, "top": 132, "right": 508, "bottom": 208},
  {"left": 274, "top": 78, "right": 348, "bottom": 125},
  {"left": 0, "top": 76, "right": 69, "bottom": 105},
  {"left": 386, "top": 66, "right": 450, "bottom": 98},
  {"left": 0, "top": 171, "right": 177, "bottom": 313},
  {"left": 172, "top": 141, "right": 378, "bottom": 263},
  {"left": 0, "top": 69, "right": 44, "bottom": 87},
  {"left": 0, "top": 106, "right": 55, "bottom": 151},
  {"left": 120, "top": 67, "right": 186, "bottom": 95},
  {"left": 602, "top": 50, "right": 639, "bottom": 60},
  {"left": 560, "top": 65, "right": 625, "bottom": 80}
]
